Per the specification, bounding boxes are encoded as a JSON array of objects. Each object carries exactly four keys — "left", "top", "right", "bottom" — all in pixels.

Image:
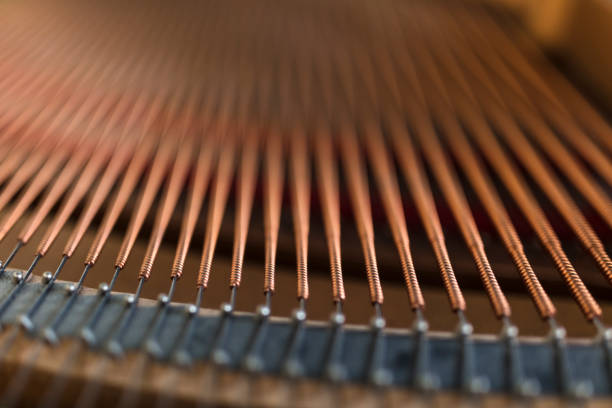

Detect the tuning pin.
[{"left": 42, "top": 271, "right": 53, "bottom": 285}]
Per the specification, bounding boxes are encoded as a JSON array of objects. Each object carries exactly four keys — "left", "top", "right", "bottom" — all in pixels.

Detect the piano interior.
[{"left": 0, "top": 0, "right": 611, "bottom": 406}]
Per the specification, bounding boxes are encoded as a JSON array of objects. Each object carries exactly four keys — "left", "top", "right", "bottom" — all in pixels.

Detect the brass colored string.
[
  {"left": 196, "top": 131, "right": 236, "bottom": 288},
  {"left": 262, "top": 129, "right": 284, "bottom": 294},
  {"left": 83, "top": 17, "right": 183, "bottom": 266},
  {"left": 420, "top": 12, "right": 607, "bottom": 320},
  {"left": 535, "top": 68, "right": 612, "bottom": 155},
  {"left": 531, "top": 99, "right": 612, "bottom": 190},
  {"left": 458, "top": 9, "right": 612, "bottom": 155},
  {"left": 314, "top": 125, "right": 346, "bottom": 302},
  {"left": 63, "top": 139, "right": 134, "bottom": 258},
  {"left": 84, "top": 137, "right": 155, "bottom": 266},
  {"left": 449, "top": 6, "right": 566, "bottom": 116},
  {"left": 383, "top": 5, "right": 466, "bottom": 312},
  {"left": 339, "top": 124, "right": 384, "bottom": 305},
  {"left": 413, "top": 4, "right": 601, "bottom": 320},
  {"left": 0, "top": 144, "right": 55, "bottom": 215},
  {"left": 0, "top": 0, "right": 610, "bottom": 336},
  {"left": 290, "top": 128, "right": 311, "bottom": 300},
  {"left": 403, "top": 16, "right": 555, "bottom": 319},
  {"left": 36, "top": 140, "right": 114, "bottom": 256},
  {"left": 0, "top": 144, "right": 32, "bottom": 187},
  {"left": 453, "top": 13, "right": 612, "bottom": 190},
  {"left": 505, "top": 96, "right": 612, "bottom": 233},
  {"left": 137, "top": 65, "right": 202, "bottom": 280},
  {"left": 0, "top": 10, "right": 160, "bottom": 247},
  {"left": 388, "top": 113, "right": 465, "bottom": 312},
  {"left": 439, "top": 106, "right": 556, "bottom": 319},
  {"left": 171, "top": 138, "right": 214, "bottom": 280},
  {"left": 444, "top": 13, "right": 612, "bottom": 228},
  {"left": 452, "top": 99, "right": 602, "bottom": 320},
  {"left": 228, "top": 130, "right": 259, "bottom": 287},
  {"left": 438, "top": 9, "right": 612, "bottom": 233},
  {"left": 17, "top": 140, "right": 96, "bottom": 244},
  {"left": 0, "top": 146, "right": 73, "bottom": 242},
  {"left": 410, "top": 108, "right": 510, "bottom": 318},
  {"left": 138, "top": 137, "right": 194, "bottom": 281},
  {"left": 60, "top": 72, "right": 158, "bottom": 260},
  {"left": 486, "top": 101, "right": 612, "bottom": 290},
  {"left": 0, "top": 14, "right": 139, "bottom": 148},
  {"left": 114, "top": 138, "right": 173, "bottom": 270},
  {"left": 363, "top": 122, "right": 424, "bottom": 311}
]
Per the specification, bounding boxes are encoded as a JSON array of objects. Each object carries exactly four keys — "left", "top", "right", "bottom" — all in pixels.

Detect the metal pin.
[
  {"left": 106, "top": 277, "right": 146, "bottom": 357},
  {"left": 145, "top": 276, "right": 179, "bottom": 358},
  {"left": 412, "top": 309, "right": 438, "bottom": 392},
  {"left": 43, "top": 263, "right": 93, "bottom": 344},
  {"left": 173, "top": 286, "right": 205, "bottom": 366},
  {"left": 80, "top": 266, "right": 122, "bottom": 347},
  {"left": 207, "top": 286, "right": 238, "bottom": 366},
  {"left": 339, "top": 126, "right": 383, "bottom": 305},
  {"left": 547, "top": 317, "right": 592, "bottom": 398},
  {"left": 456, "top": 310, "right": 488, "bottom": 394},
  {"left": 323, "top": 301, "right": 347, "bottom": 382},
  {"left": 0, "top": 240, "right": 23, "bottom": 276},
  {"left": 501, "top": 316, "right": 539, "bottom": 397},
  {"left": 280, "top": 298, "right": 307, "bottom": 377},
  {"left": 0, "top": 253, "right": 41, "bottom": 326},
  {"left": 154, "top": 139, "right": 211, "bottom": 359},
  {"left": 241, "top": 291, "right": 273, "bottom": 373},
  {"left": 593, "top": 317, "right": 612, "bottom": 389},
  {"left": 19, "top": 254, "right": 69, "bottom": 333},
  {"left": 366, "top": 303, "right": 392, "bottom": 387}
]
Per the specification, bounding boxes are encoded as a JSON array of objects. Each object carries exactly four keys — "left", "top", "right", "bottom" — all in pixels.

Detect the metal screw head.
[
  {"left": 43, "top": 328, "right": 59, "bottom": 345},
  {"left": 256, "top": 305, "right": 270, "bottom": 318},
  {"left": 107, "top": 340, "right": 124, "bottom": 357},
  {"left": 212, "top": 349, "right": 230, "bottom": 366},
  {"left": 517, "top": 379, "right": 540, "bottom": 398},
  {"left": 19, "top": 315, "right": 35, "bottom": 333},
  {"left": 468, "top": 377, "right": 490, "bottom": 394},
  {"left": 220, "top": 302, "right": 233, "bottom": 315},
  {"left": 326, "top": 364, "right": 346, "bottom": 382},
  {"left": 283, "top": 360, "right": 304, "bottom": 378},
  {"left": 146, "top": 340, "right": 163, "bottom": 359},
  {"left": 175, "top": 351, "right": 192, "bottom": 367},
  {"left": 65, "top": 284, "right": 77, "bottom": 295},
  {"left": 553, "top": 327, "right": 566, "bottom": 341},
  {"left": 41, "top": 271, "right": 53, "bottom": 284},
  {"left": 186, "top": 304, "right": 198, "bottom": 316},
  {"left": 157, "top": 294, "right": 169, "bottom": 305},
  {"left": 503, "top": 324, "right": 519, "bottom": 339},
  {"left": 370, "top": 369, "right": 393, "bottom": 387},
  {"left": 80, "top": 328, "right": 97, "bottom": 347},
  {"left": 458, "top": 322, "right": 473, "bottom": 336},
  {"left": 329, "top": 311, "right": 345, "bottom": 326},
  {"left": 12, "top": 271, "right": 23, "bottom": 283},
  {"left": 414, "top": 319, "right": 429, "bottom": 333},
  {"left": 125, "top": 295, "right": 135, "bottom": 305},
  {"left": 370, "top": 316, "right": 386, "bottom": 330},
  {"left": 292, "top": 308, "right": 306, "bottom": 322},
  {"left": 97, "top": 282, "right": 109, "bottom": 295},
  {"left": 416, "top": 373, "right": 440, "bottom": 393},
  {"left": 571, "top": 381, "right": 594, "bottom": 399},
  {"left": 244, "top": 355, "right": 264, "bottom": 372}
]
